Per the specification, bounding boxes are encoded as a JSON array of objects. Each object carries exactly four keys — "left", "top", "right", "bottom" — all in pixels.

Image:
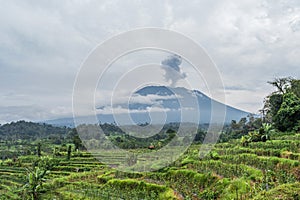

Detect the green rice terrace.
[{"left": 0, "top": 127, "right": 299, "bottom": 200}]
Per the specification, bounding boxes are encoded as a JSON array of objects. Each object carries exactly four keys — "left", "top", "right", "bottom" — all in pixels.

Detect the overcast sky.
[{"left": 1, "top": 0, "right": 300, "bottom": 124}]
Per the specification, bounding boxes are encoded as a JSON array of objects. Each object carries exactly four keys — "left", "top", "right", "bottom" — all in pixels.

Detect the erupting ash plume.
[{"left": 161, "top": 54, "right": 187, "bottom": 87}]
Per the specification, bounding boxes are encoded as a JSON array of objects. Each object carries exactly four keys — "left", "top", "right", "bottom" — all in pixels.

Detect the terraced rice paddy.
[{"left": 0, "top": 133, "right": 299, "bottom": 199}]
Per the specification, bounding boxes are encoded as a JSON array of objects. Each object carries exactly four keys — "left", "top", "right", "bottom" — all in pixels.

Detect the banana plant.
[
  {"left": 21, "top": 156, "right": 57, "bottom": 200},
  {"left": 260, "top": 123, "right": 274, "bottom": 142},
  {"left": 241, "top": 123, "right": 274, "bottom": 144},
  {"left": 23, "top": 166, "right": 48, "bottom": 200},
  {"left": 240, "top": 135, "right": 249, "bottom": 147}
]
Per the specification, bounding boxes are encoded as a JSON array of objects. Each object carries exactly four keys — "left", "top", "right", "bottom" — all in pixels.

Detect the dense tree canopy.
[
  {"left": 274, "top": 92, "right": 300, "bottom": 131},
  {"left": 264, "top": 77, "right": 300, "bottom": 131}
]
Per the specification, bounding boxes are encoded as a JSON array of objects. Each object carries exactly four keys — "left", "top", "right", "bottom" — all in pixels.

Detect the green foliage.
[
  {"left": 103, "top": 179, "right": 177, "bottom": 200},
  {"left": 263, "top": 77, "right": 300, "bottom": 131},
  {"left": 21, "top": 156, "right": 58, "bottom": 200},
  {"left": 68, "top": 128, "right": 84, "bottom": 151},
  {"left": 265, "top": 93, "right": 283, "bottom": 122},
  {"left": 126, "top": 152, "right": 137, "bottom": 166},
  {"left": 22, "top": 167, "right": 48, "bottom": 200},
  {"left": 67, "top": 145, "right": 72, "bottom": 160},
  {"left": 290, "top": 79, "right": 300, "bottom": 98},
  {"left": 241, "top": 123, "right": 273, "bottom": 145},
  {"left": 221, "top": 114, "right": 263, "bottom": 142},
  {"left": 0, "top": 121, "right": 70, "bottom": 141},
  {"left": 209, "top": 151, "right": 220, "bottom": 160},
  {"left": 221, "top": 178, "right": 251, "bottom": 200},
  {"left": 37, "top": 142, "right": 41, "bottom": 157},
  {"left": 0, "top": 119, "right": 300, "bottom": 199},
  {"left": 253, "top": 182, "right": 300, "bottom": 200},
  {"left": 146, "top": 169, "right": 219, "bottom": 198},
  {"left": 35, "top": 156, "right": 59, "bottom": 170},
  {"left": 274, "top": 92, "right": 300, "bottom": 131}
]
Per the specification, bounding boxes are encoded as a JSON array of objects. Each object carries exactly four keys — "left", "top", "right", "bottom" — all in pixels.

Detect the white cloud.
[
  {"left": 97, "top": 105, "right": 172, "bottom": 115},
  {"left": 0, "top": 105, "right": 72, "bottom": 124},
  {"left": 96, "top": 91, "right": 181, "bottom": 109}
]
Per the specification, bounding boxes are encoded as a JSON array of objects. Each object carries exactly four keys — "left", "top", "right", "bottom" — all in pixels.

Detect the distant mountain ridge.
[{"left": 45, "top": 86, "right": 249, "bottom": 127}]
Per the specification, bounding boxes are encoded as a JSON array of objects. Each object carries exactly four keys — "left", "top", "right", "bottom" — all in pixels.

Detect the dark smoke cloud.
[{"left": 161, "top": 54, "right": 187, "bottom": 87}]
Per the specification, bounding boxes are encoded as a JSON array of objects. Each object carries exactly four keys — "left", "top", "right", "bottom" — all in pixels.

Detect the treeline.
[
  {"left": 73, "top": 123, "right": 208, "bottom": 149},
  {"left": 0, "top": 120, "right": 209, "bottom": 152}
]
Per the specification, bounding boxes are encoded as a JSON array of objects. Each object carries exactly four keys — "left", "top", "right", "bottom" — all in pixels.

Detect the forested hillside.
[{"left": 0, "top": 121, "right": 71, "bottom": 140}]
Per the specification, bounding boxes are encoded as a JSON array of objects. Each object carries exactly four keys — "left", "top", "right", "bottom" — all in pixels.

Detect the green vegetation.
[
  {"left": 264, "top": 77, "right": 300, "bottom": 131},
  {"left": 0, "top": 121, "right": 299, "bottom": 199}
]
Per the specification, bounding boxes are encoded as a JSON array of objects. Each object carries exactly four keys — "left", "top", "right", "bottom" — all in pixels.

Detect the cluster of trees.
[
  {"left": 66, "top": 123, "right": 210, "bottom": 150},
  {"left": 222, "top": 77, "right": 299, "bottom": 143},
  {"left": 263, "top": 77, "right": 300, "bottom": 132},
  {"left": 220, "top": 114, "right": 262, "bottom": 142},
  {"left": 75, "top": 124, "right": 180, "bottom": 149}
]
